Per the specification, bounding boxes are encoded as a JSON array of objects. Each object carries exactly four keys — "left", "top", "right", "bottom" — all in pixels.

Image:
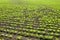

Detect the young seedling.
[{"left": 17, "top": 36, "right": 22, "bottom": 40}]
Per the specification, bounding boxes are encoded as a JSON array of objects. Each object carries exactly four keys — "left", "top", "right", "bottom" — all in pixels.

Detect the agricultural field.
[{"left": 0, "top": 0, "right": 60, "bottom": 40}]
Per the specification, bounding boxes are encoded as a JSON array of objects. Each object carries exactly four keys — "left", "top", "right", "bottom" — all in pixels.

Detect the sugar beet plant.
[{"left": 0, "top": 4, "right": 60, "bottom": 40}]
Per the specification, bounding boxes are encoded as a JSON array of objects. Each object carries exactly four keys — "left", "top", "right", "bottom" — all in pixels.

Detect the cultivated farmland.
[{"left": 0, "top": 0, "right": 60, "bottom": 40}]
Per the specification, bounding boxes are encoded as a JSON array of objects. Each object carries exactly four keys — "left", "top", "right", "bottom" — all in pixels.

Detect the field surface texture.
[{"left": 0, "top": 0, "right": 60, "bottom": 40}]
